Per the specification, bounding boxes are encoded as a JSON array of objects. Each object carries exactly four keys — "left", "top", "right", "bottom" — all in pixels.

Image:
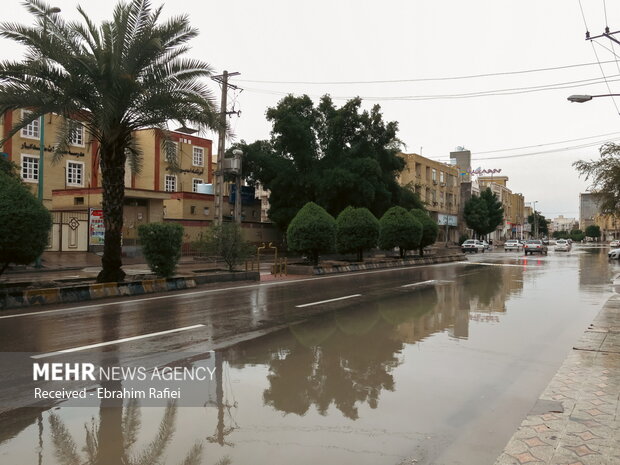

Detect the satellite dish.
[{"left": 455, "top": 146, "right": 466, "bottom": 151}]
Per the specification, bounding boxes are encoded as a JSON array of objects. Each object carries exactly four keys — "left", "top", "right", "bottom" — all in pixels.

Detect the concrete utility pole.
[{"left": 212, "top": 70, "right": 240, "bottom": 225}]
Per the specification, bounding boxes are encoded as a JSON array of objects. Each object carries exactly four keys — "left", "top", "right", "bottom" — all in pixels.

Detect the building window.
[
  {"left": 66, "top": 161, "right": 84, "bottom": 186},
  {"left": 193, "top": 147, "right": 204, "bottom": 166},
  {"left": 74, "top": 197, "right": 84, "bottom": 205},
  {"left": 164, "top": 175, "right": 177, "bottom": 192},
  {"left": 192, "top": 178, "right": 204, "bottom": 192},
  {"left": 432, "top": 169, "right": 437, "bottom": 182},
  {"left": 190, "top": 205, "right": 196, "bottom": 215},
  {"left": 69, "top": 123, "right": 85, "bottom": 147},
  {"left": 21, "top": 154, "right": 39, "bottom": 182},
  {"left": 21, "top": 111, "right": 40, "bottom": 139},
  {"left": 203, "top": 207, "right": 209, "bottom": 216},
  {"left": 440, "top": 171, "right": 445, "bottom": 183}
]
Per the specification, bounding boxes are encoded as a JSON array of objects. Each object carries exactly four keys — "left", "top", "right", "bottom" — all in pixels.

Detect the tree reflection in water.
[{"left": 46, "top": 400, "right": 228, "bottom": 465}]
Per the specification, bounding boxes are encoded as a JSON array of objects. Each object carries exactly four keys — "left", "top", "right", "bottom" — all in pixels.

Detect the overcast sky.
[{"left": 3, "top": 0, "right": 620, "bottom": 220}]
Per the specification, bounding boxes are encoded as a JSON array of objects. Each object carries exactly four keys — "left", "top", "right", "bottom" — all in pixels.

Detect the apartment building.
[{"left": 398, "top": 153, "right": 460, "bottom": 243}]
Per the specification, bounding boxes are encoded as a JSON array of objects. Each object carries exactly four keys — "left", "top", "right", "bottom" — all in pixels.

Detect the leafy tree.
[
  {"left": 463, "top": 195, "right": 489, "bottom": 238},
  {"left": 0, "top": 171, "right": 52, "bottom": 276},
  {"left": 335, "top": 207, "right": 379, "bottom": 262},
  {"left": 193, "top": 222, "right": 254, "bottom": 272},
  {"left": 528, "top": 211, "right": 549, "bottom": 236},
  {"left": 585, "top": 225, "right": 601, "bottom": 239},
  {"left": 480, "top": 188, "right": 504, "bottom": 234},
  {"left": 235, "top": 95, "right": 422, "bottom": 230},
  {"left": 138, "top": 223, "right": 184, "bottom": 278},
  {"left": 0, "top": 0, "right": 219, "bottom": 282},
  {"left": 410, "top": 208, "right": 438, "bottom": 256},
  {"left": 574, "top": 142, "right": 620, "bottom": 214},
  {"left": 570, "top": 229, "right": 585, "bottom": 242},
  {"left": 0, "top": 156, "right": 19, "bottom": 179},
  {"left": 552, "top": 231, "right": 569, "bottom": 239},
  {"left": 287, "top": 202, "right": 336, "bottom": 266},
  {"left": 378, "top": 206, "right": 422, "bottom": 258}
]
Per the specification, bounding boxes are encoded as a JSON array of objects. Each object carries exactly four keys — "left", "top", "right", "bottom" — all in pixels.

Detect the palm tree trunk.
[{"left": 97, "top": 144, "right": 126, "bottom": 283}]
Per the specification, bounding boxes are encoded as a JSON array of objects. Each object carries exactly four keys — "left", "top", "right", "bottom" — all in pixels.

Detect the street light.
[
  {"left": 35, "top": 6, "right": 61, "bottom": 267},
  {"left": 567, "top": 94, "right": 620, "bottom": 103}
]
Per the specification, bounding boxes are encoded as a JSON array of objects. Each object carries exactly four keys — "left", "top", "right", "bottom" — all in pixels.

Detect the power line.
[
  {"left": 475, "top": 130, "right": 620, "bottom": 154},
  {"left": 237, "top": 60, "right": 618, "bottom": 85}
]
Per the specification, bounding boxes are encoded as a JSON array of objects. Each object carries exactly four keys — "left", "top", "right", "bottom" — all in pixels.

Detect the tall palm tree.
[{"left": 0, "top": 0, "right": 219, "bottom": 282}]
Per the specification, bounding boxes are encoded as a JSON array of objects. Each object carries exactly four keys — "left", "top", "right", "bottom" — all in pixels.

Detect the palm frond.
[{"left": 49, "top": 413, "right": 82, "bottom": 465}]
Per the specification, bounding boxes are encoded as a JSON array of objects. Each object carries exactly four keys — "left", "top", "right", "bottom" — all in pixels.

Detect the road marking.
[
  {"left": 295, "top": 294, "right": 362, "bottom": 308},
  {"left": 0, "top": 261, "right": 468, "bottom": 320},
  {"left": 456, "top": 261, "right": 526, "bottom": 267},
  {"left": 401, "top": 280, "right": 438, "bottom": 288},
  {"left": 30, "top": 324, "right": 205, "bottom": 359}
]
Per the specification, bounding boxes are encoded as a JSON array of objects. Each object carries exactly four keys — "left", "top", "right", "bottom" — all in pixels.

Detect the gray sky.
[{"left": 3, "top": 0, "right": 620, "bottom": 220}]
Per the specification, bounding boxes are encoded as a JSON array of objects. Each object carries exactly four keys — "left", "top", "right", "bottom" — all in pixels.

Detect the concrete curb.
[
  {"left": 0, "top": 277, "right": 197, "bottom": 310},
  {"left": 287, "top": 253, "right": 466, "bottom": 275}
]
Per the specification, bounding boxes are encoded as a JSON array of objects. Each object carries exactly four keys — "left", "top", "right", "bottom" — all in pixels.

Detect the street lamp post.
[
  {"left": 533, "top": 201, "right": 538, "bottom": 239},
  {"left": 567, "top": 94, "right": 620, "bottom": 103},
  {"left": 35, "top": 6, "right": 61, "bottom": 268}
]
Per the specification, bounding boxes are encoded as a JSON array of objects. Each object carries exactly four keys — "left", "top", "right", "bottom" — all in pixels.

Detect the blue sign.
[{"left": 229, "top": 184, "right": 256, "bottom": 205}]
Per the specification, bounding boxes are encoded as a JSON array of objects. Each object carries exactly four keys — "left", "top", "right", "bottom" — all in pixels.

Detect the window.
[
  {"left": 74, "top": 197, "right": 84, "bottom": 205},
  {"left": 69, "top": 123, "right": 85, "bottom": 147},
  {"left": 164, "top": 175, "right": 177, "bottom": 192},
  {"left": 66, "top": 161, "right": 84, "bottom": 186},
  {"left": 192, "top": 147, "right": 204, "bottom": 166},
  {"left": 190, "top": 205, "right": 196, "bottom": 215},
  {"left": 440, "top": 171, "right": 445, "bottom": 183},
  {"left": 432, "top": 169, "right": 437, "bottom": 181},
  {"left": 192, "top": 178, "right": 204, "bottom": 192},
  {"left": 21, "top": 154, "right": 39, "bottom": 182},
  {"left": 203, "top": 207, "right": 210, "bottom": 216},
  {"left": 21, "top": 111, "right": 40, "bottom": 139}
]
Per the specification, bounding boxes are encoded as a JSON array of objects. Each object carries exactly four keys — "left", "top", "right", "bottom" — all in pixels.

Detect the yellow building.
[
  {"left": 594, "top": 213, "right": 620, "bottom": 241},
  {"left": 398, "top": 153, "right": 460, "bottom": 243}
]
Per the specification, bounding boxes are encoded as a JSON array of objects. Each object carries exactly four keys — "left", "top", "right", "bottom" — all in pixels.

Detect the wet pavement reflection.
[{"left": 0, "top": 248, "right": 617, "bottom": 465}]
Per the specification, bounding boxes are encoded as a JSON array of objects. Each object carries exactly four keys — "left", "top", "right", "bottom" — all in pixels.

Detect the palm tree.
[{"left": 0, "top": 0, "right": 219, "bottom": 282}]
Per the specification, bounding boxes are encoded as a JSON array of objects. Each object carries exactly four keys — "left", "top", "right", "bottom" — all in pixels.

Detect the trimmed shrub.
[
  {"left": 193, "top": 222, "right": 254, "bottom": 272},
  {"left": 378, "top": 206, "right": 422, "bottom": 258},
  {"left": 138, "top": 222, "right": 184, "bottom": 277},
  {"left": 411, "top": 208, "right": 439, "bottom": 256},
  {"left": 0, "top": 172, "right": 52, "bottom": 276},
  {"left": 336, "top": 207, "right": 379, "bottom": 262},
  {"left": 287, "top": 202, "right": 336, "bottom": 265}
]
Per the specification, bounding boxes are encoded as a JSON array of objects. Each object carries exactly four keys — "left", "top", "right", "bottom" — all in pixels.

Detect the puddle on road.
[{"left": 0, "top": 249, "right": 615, "bottom": 465}]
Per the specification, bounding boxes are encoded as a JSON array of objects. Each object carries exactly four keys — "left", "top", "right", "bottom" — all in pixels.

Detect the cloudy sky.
[{"left": 3, "top": 0, "right": 620, "bottom": 219}]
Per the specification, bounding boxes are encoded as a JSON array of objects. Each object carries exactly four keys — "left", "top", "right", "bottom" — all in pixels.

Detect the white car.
[
  {"left": 609, "top": 248, "right": 620, "bottom": 259},
  {"left": 555, "top": 239, "right": 571, "bottom": 252},
  {"left": 481, "top": 240, "right": 492, "bottom": 250},
  {"left": 610, "top": 240, "right": 620, "bottom": 248},
  {"left": 504, "top": 240, "right": 522, "bottom": 251},
  {"left": 461, "top": 239, "right": 485, "bottom": 253}
]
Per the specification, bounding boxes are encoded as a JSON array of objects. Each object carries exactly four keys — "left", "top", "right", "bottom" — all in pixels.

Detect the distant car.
[
  {"left": 481, "top": 240, "right": 491, "bottom": 250},
  {"left": 461, "top": 239, "right": 485, "bottom": 253},
  {"left": 610, "top": 240, "right": 620, "bottom": 248},
  {"left": 608, "top": 248, "right": 620, "bottom": 259},
  {"left": 524, "top": 239, "right": 548, "bottom": 255},
  {"left": 504, "top": 240, "right": 522, "bottom": 251},
  {"left": 555, "top": 239, "right": 571, "bottom": 252}
]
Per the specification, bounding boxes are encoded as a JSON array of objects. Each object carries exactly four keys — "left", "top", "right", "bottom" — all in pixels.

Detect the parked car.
[
  {"left": 504, "top": 240, "right": 522, "bottom": 251},
  {"left": 555, "top": 239, "right": 571, "bottom": 252},
  {"left": 481, "top": 240, "right": 491, "bottom": 250},
  {"left": 609, "top": 248, "right": 620, "bottom": 259},
  {"left": 610, "top": 240, "right": 620, "bottom": 248},
  {"left": 461, "top": 239, "right": 485, "bottom": 253},
  {"left": 524, "top": 239, "right": 548, "bottom": 255}
]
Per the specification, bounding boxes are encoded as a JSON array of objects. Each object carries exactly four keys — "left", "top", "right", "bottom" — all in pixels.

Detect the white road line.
[
  {"left": 1, "top": 261, "right": 467, "bottom": 320},
  {"left": 401, "top": 280, "right": 438, "bottom": 288},
  {"left": 456, "top": 261, "right": 526, "bottom": 268},
  {"left": 30, "top": 324, "right": 205, "bottom": 359},
  {"left": 296, "top": 294, "right": 362, "bottom": 308}
]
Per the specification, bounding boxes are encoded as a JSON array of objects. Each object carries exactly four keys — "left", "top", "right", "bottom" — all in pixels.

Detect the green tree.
[
  {"left": 570, "top": 229, "right": 585, "bottom": 242},
  {"left": 335, "top": 207, "right": 379, "bottom": 262},
  {"left": 463, "top": 195, "right": 489, "bottom": 238},
  {"left": 553, "top": 230, "right": 569, "bottom": 239},
  {"left": 0, "top": 171, "right": 52, "bottom": 276},
  {"left": 138, "top": 223, "right": 184, "bottom": 278},
  {"left": 0, "top": 0, "right": 219, "bottom": 282},
  {"left": 480, "top": 188, "right": 504, "bottom": 234},
  {"left": 378, "top": 206, "right": 422, "bottom": 258},
  {"left": 574, "top": 142, "right": 620, "bottom": 214},
  {"left": 193, "top": 222, "right": 254, "bottom": 272},
  {"left": 0, "top": 156, "right": 19, "bottom": 179},
  {"left": 410, "top": 208, "right": 438, "bottom": 256},
  {"left": 528, "top": 212, "right": 549, "bottom": 236},
  {"left": 287, "top": 202, "right": 336, "bottom": 266},
  {"left": 585, "top": 224, "right": 601, "bottom": 239},
  {"left": 236, "top": 95, "right": 422, "bottom": 230}
]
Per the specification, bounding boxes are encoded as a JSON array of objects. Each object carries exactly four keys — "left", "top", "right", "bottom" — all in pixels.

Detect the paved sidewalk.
[{"left": 494, "top": 296, "right": 620, "bottom": 465}]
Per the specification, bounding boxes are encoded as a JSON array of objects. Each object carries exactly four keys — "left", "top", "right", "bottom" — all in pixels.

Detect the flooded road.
[{"left": 0, "top": 247, "right": 617, "bottom": 465}]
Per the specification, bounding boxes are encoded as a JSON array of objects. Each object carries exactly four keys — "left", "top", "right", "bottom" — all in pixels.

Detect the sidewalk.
[{"left": 494, "top": 296, "right": 620, "bottom": 465}]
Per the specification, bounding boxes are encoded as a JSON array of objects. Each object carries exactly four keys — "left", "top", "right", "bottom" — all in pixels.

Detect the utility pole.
[{"left": 211, "top": 70, "right": 240, "bottom": 225}]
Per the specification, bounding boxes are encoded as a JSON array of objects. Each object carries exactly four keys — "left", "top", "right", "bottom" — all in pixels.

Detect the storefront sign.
[
  {"left": 437, "top": 214, "right": 458, "bottom": 227},
  {"left": 89, "top": 208, "right": 105, "bottom": 245},
  {"left": 459, "top": 167, "right": 502, "bottom": 176}
]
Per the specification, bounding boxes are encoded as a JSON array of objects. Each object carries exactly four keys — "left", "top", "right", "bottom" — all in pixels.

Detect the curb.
[{"left": 287, "top": 253, "right": 466, "bottom": 275}]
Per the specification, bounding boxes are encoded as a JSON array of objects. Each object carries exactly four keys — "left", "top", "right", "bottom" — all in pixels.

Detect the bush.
[
  {"left": 585, "top": 225, "right": 601, "bottom": 239},
  {"left": 410, "top": 208, "right": 439, "bottom": 256},
  {"left": 570, "top": 229, "right": 585, "bottom": 242},
  {"left": 0, "top": 172, "right": 52, "bottom": 276},
  {"left": 335, "top": 207, "right": 379, "bottom": 262},
  {"left": 193, "top": 222, "right": 254, "bottom": 272},
  {"left": 138, "top": 222, "right": 184, "bottom": 277},
  {"left": 287, "top": 202, "right": 336, "bottom": 265},
  {"left": 378, "top": 206, "right": 422, "bottom": 258}
]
